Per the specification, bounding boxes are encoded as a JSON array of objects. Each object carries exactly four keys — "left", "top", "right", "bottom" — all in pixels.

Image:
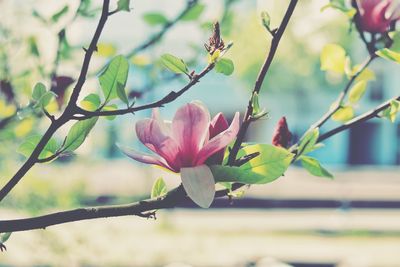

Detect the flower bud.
[
  {"left": 355, "top": 0, "right": 399, "bottom": 33},
  {"left": 272, "top": 117, "right": 292, "bottom": 149}
]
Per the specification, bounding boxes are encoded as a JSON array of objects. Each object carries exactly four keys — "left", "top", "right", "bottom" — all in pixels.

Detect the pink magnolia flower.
[
  {"left": 356, "top": 0, "right": 400, "bottom": 33},
  {"left": 121, "top": 102, "right": 240, "bottom": 173}
]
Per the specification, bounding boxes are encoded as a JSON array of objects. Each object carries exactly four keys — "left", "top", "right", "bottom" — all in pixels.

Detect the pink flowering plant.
[{"left": 0, "top": 0, "right": 399, "bottom": 244}]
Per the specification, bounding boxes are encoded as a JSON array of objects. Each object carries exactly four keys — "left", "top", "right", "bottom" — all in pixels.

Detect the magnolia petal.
[
  {"left": 172, "top": 102, "right": 210, "bottom": 165},
  {"left": 196, "top": 112, "right": 240, "bottom": 165},
  {"left": 136, "top": 118, "right": 181, "bottom": 171},
  {"left": 209, "top": 112, "right": 229, "bottom": 138},
  {"left": 181, "top": 165, "right": 215, "bottom": 208},
  {"left": 118, "top": 145, "right": 174, "bottom": 171}
]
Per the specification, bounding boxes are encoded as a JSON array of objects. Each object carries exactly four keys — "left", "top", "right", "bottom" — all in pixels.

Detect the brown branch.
[
  {"left": 309, "top": 55, "right": 376, "bottom": 130},
  {"left": 227, "top": 0, "right": 298, "bottom": 165},
  {"left": 318, "top": 95, "right": 400, "bottom": 142},
  {"left": 0, "top": 0, "right": 111, "bottom": 203},
  {"left": 71, "top": 63, "right": 215, "bottom": 119}
]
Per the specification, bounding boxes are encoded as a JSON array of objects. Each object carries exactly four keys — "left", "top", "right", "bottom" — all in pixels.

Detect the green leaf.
[
  {"left": 17, "top": 135, "right": 58, "bottom": 159},
  {"left": 332, "top": 106, "right": 354, "bottom": 122},
  {"left": 99, "top": 55, "right": 129, "bottom": 103},
  {"left": 0, "top": 232, "right": 12, "bottom": 243},
  {"left": 297, "top": 128, "right": 320, "bottom": 157},
  {"left": 36, "top": 91, "right": 56, "bottom": 108},
  {"left": 151, "top": 177, "right": 168, "bottom": 199},
  {"left": 117, "top": 0, "right": 130, "bottom": 12},
  {"left": 320, "top": 44, "right": 346, "bottom": 74},
  {"left": 32, "top": 82, "right": 46, "bottom": 101},
  {"left": 80, "top": 94, "right": 101, "bottom": 111},
  {"left": 51, "top": 5, "right": 69, "bottom": 22},
  {"left": 301, "top": 156, "right": 333, "bottom": 179},
  {"left": 215, "top": 58, "right": 234, "bottom": 76},
  {"left": 181, "top": 3, "right": 205, "bottom": 21},
  {"left": 376, "top": 48, "right": 400, "bottom": 64},
  {"left": 103, "top": 104, "right": 118, "bottom": 121},
  {"left": 382, "top": 100, "right": 400, "bottom": 122},
  {"left": 261, "top": 11, "right": 271, "bottom": 31},
  {"left": 116, "top": 82, "right": 129, "bottom": 105},
  {"left": 211, "top": 144, "right": 294, "bottom": 184},
  {"left": 181, "top": 165, "right": 215, "bottom": 208},
  {"left": 64, "top": 118, "right": 98, "bottom": 152},
  {"left": 160, "top": 54, "right": 189, "bottom": 74},
  {"left": 389, "top": 31, "right": 400, "bottom": 52},
  {"left": 348, "top": 80, "right": 367, "bottom": 103},
  {"left": 143, "top": 13, "right": 168, "bottom": 25},
  {"left": 28, "top": 36, "right": 40, "bottom": 57}
]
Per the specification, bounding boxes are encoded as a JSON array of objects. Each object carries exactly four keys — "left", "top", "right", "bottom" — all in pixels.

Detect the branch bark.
[{"left": 227, "top": 0, "right": 298, "bottom": 165}]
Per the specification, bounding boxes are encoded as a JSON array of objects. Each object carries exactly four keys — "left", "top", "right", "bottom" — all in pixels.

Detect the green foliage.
[
  {"left": 0, "top": 232, "right": 11, "bottom": 243},
  {"left": 117, "top": 0, "right": 130, "bottom": 12},
  {"left": 251, "top": 92, "right": 268, "bottom": 119},
  {"left": 181, "top": 3, "right": 205, "bottom": 21},
  {"left": 382, "top": 100, "right": 400, "bottom": 122},
  {"left": 160, "top": 54, "right": 189, "bottom": 75},
  {"left": 376, "top": 48, "right": 400, "bottom": 64},
  {"left": 103, "top": 104, "right": 118, "bottom": 121},
  {"left": 211, "top": 144, "right": 294, "bottom": 184},
  {"left": 99, "top": 55, "right": 129, "bottom": 103},
  {"left": 80, "top": 94, "right": 101, "bottom": 111},
  {"left": 116, "top": 83, "right": 129, "bottom": 105},
  {"left": 64, "top": 118, "right": 98, "bottom": 152},
  {"left": 151, "top": 177, "right": 168, "bottom": 199},
  {"left": 297, "top": 128, "right": 320, "bottom": 157},
  {"left": 143, "top": 13, "right": 168, "bottom": 25},
  {"left": 17, "top": 135, "right": 58, "bottom": 159},
  {"left": 215, "top": 58, "right": 234, "bottom": 75},
  {"left": 320, "top": 44, "right": 346, "bottom": 74},
  {"left": 332, "top": 106, "right": 354, "bottom": 122},
  {"left": 260, "top": 11, "right": 271, "bottom": 31},
  {"left": 32, "top": 82, "right": 47, "bottom": 101},
  {"left": 51, "top": 5, "right": 69, "bottom": 22},
  {"left": 32, "top": 82, "right": 56, "bottom": 109},
  {"left": 348, "top": 80, "right": 367, "bottom": 103},
  {"left": 322, "top": 0, "right": 356, "bottom": 17},
  {"left": 300, "top": 156, "right": 333, "bottom": 179}
]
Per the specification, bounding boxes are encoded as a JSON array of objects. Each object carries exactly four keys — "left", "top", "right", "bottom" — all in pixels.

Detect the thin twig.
[
  {"left": 227, "top": 0, "right": 298, "bottom": 165},
  {"left": 318, "top": 95, "right": 400, "bottom": 142}
]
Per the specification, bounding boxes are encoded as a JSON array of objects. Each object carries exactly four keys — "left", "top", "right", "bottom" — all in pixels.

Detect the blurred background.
[{"left": 0, "top": 0, "right": 399, "bottom": 266}]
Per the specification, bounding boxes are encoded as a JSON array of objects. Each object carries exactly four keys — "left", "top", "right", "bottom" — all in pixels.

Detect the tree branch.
[
  {"left": 0, "top": 0, "right": 111, "bottom": 203},
  {"left": 227, "top": 0, "right": 298, "bottom": 165},
  {"left": 71, "top": 63, "right": 215, "bottom": 119},
  {"left": 318, "top": 95, "right": 400, "bottom": 142}
]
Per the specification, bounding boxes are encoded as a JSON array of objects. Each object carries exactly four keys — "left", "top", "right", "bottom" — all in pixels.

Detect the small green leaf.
[
  {"left": 320, "top": 44, "right": 346, "bottom": 74},
  {"left": 181, "top": 3, "right": 205, "bottom": 21},
  {"left": 376, "top": 48, "right": 400, "bottom": 64},
  {"left": 151, "top": 177, "right": 168, "bottom": 199},
  {"left": 382, "top": 100, "right": 400, "bottom": 122},
  {"left": 32, "top": 82, "right": 46, "bottom": 101},
  {"left": 0, "top": 232, "right": 12, "bottom": 243},
  {"left": 103, "top": 104, "right": 118, "bottom": 121},
  {"left": 143, "top": 13, "right": 168, "bottom": 25},
  {"left": 116, "top": 82, "right": 129, "bottom": 105},
  {"left": 99, "top": 55, "right": 129, "bottom": 103},
  {"left": 215, "top": 58, "right": 234, "bottom": 76},
  {"left": 297, "top": 128, "right": 320, "bottom": 157},
  {"left": 301, "top": 156, "right": 333, "bottom": 179},
  {"left": 36, "top": 91, "right": 56, "bottom": 108},
  {"left": 160, "top": 54, "right": 189, "bottom": 74},
  {"left": 80, "top": 94, "right": 101, "bottom": 111},
  {"left": 348, "top": 80, "right": 367, "bottom": 103},
  {"left": 332, "top": 106, "right": 354, "bottom": 122},
  {"left": 261, "top": 11, "right": 271, "bottom": 31},
  {"left": 117, "top": 0, "right": 130, "bottom": 12},
  {"left": 51, "top": 5, "right": 69, "bottom": 22},
  {"left": 211, "top": 144, "right": 294, "bottom": 184},
  {"left": 28, "top": 36, "right": 40, "bottom": 57},
  {"left": 64, "top": 118, "right": 98, "bottom": 152},
  {"left": 17, "top": 135, "right": 58, "bottom": 159}
]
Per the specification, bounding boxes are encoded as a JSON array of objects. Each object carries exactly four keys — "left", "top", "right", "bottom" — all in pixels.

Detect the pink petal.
[
  {"left": 196, "top": 112, "right": 240, "bottom": 165},
  {"left": 136, "top": 116, "right": 181, "bottom": 171},
  {"left": 209, "top": 112, "right": 229, "bottom": 138},
  {"left": 118, "top": 145, "right": 175, "bottom": 172},
  {"left": 171, "top": 102, "right": 210, "bottom": 166}
]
